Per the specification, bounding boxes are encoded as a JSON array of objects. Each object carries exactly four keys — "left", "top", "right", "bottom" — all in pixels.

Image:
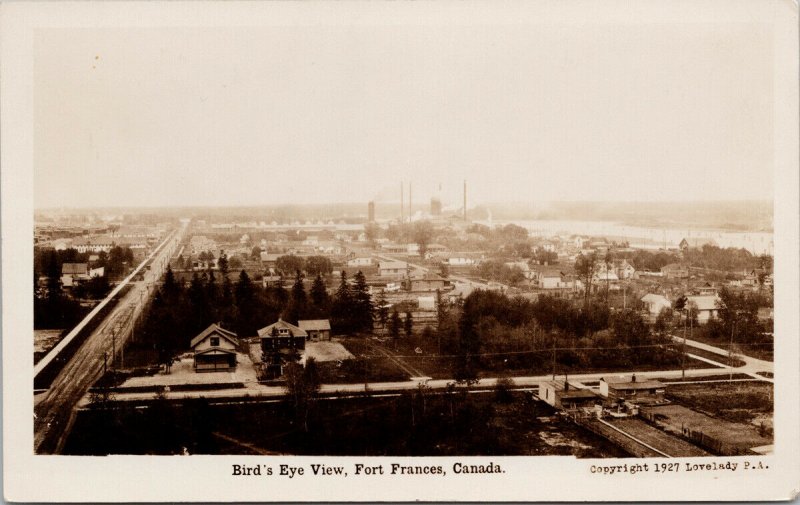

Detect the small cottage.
[
  {"left": 540, "top": 380, "right": 600, "bottom": 410},
  {"left": 298, "top": 319, "right": 332, "bottom": 341}
]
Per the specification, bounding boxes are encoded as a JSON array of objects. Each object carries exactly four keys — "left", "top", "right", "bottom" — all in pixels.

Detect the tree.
[
  {"left": 283, "top": 358, "right": 321, "bottom": 432},
  {"left": 404, "top": 311, "right": 414, "bottom": 338},
  {"left": 439, "top": 261, "right": 450, "bottom": 279},
  {"left": 413, "top": 220, "right": 434, "bottom": 258},
  {"left": 351, "top": 270, "right": 374, "bottom": 333},
  {"left": 284, "top": 270, "right": 307, "bottom": 324},
  {"left": 309, "top": 274, "right": 330, "bottom": 315},
  {"left": 217, "top": 253, "right": 229, "bottom": 276},
  {"left": 389, "top": 309, "right": 402, "bottom": 340},
  {"left": 330, "top": 271, "right": 353, "bottom": 334},
  {"left": 575, "top": 253, "right": 597, "bottom": 303},
  {"left": 251, "top": 246, "right": 262, "bottom": 260},
  {"left": 276, "top": 255, "right": 305, "bottom": 276},
  {"left": 376, "top": 290, "right": 389, "bottom": 329},
  {"left": 364, "top": 222, "right": 380, "bottom": 247},
  {"left": 305, "top": 256, "right": 333, "bottom": 277}
]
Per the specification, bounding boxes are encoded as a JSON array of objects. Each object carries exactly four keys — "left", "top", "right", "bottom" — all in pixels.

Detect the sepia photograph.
[{"left": 3, "top": 0, "right": 799, "bottom": 502}]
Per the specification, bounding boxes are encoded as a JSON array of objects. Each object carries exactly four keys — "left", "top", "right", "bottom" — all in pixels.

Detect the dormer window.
[{"left": 210, "top": 337, "right": 220, "bottom": 347}]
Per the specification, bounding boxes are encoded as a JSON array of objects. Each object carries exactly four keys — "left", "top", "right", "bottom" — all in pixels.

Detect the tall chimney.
[
  {"left": 463, "top": 179, "right": 467, "bottom": 221},
  {"left": 400, "top": 181, "right": 404, "bottom": 222},
  {"left": 409, "top": 182, "right": 412, "bottom": 222}
]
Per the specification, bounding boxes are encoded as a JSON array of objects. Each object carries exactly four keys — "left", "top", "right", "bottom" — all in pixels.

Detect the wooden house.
[{"left": 190, "top": 324, "right": 239, "bottom": 372}]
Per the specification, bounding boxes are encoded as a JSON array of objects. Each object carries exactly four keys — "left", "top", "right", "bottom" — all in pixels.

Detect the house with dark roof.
[
  {"left": 190, "top": 324, "right": 239, "bottom": 372},
  {"left": 258, "top": 319, "right": 308, "bottom": 353},
  {"left": 600, "top": 374, "right": 666, "bottom": 405}
]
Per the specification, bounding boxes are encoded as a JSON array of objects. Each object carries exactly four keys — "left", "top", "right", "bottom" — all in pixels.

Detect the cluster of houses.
[
  {"left": 540, "top": 373, "right": 667, "bottom": 415},
  {"left": 189, "top": 319, "right": 333, "bottom": 375}
]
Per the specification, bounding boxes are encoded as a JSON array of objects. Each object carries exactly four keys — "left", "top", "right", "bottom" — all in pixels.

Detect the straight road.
[
  {"left": 89, "top": 349, "right": 773, "bottom": 406},
  {"left": 34, "top": 222, "right": 187, "bottom": 454}
]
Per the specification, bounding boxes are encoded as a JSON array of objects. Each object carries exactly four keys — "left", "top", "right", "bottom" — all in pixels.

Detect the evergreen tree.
[
  {"left": 389, "top": 309, "right": 401, "bottom": 340},
  {"left": 217, "top": 253, "right": 229, "bottom": 276},
  {"left": 310, "top": 273, "right": 330, "bottom": 316},
  {"left": 162, "top": 265, "right": 180, "bottom": 301},
  {"left": 234, "top": 270, "right": 256, "bottom": 336},
  {"left": 404, "top": 310, "right": 414, "bottom": 338},
  {"left": 376, "top": 290, "right": 389, "bottom": 329},
  {"left": 284, "top": 270, "right": 307, "bottom": 324},
  {"left": 188, "top": 272, "right": 208, "bottom": 334},
  {"left": 330, "top": 271, "right": 353, "bottom": 334},
  {"left": 234, "top": 269, "right": 254, "bottom": 305},
  {"left": 351, "top": 270, "right": 374, "bottom": 333}
]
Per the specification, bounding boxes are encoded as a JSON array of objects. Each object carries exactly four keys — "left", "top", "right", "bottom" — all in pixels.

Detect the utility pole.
[
  {"left": 551, "top": 337, "right": 556, "bottom": 380},
  {"left": 729, "top": 315, "right": 736, "bottom": 383},
  {"left": 681, "top": 308, "right": 687, "bottom": 380}
]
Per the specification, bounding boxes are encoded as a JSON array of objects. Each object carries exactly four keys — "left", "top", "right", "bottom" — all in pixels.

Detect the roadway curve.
[{"left": 34, "top": 223, "right": 186, "bottom": 454}]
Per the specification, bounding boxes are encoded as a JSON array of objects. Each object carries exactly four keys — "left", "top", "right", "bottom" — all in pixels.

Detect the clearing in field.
[{"left": 302, "top": 341, "right": 355, "bottom": 363}]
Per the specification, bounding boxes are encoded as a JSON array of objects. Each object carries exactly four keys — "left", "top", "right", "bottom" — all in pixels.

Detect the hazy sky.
[{"left": 34, "top": 22, "right": 774, "bottom": 209}]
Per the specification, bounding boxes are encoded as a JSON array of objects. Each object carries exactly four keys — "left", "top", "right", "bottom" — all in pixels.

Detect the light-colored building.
[
  {"left": 190, "top": 324, "right": 239, "bottom": 372},
  {"left": 298, "top": 319, "right": 332, "bottom": 341},
  {"left": 347, "top": 257, "right": 373, "bottom": 267},
  {"left": 540, "top": 380, "right": 600, "bottom": 410},
  {"left": 641, "top": 293, "right": 672, "bottom": 316},
  {"left": 686, "top": 294, "right": 722, "bottom": 324},
  {"left": 378, "top": 261, "right": 408, "bottom": 278}
]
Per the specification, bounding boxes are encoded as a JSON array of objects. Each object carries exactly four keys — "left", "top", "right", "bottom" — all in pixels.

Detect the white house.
[
  {"left": 686, "top": 294, "right": 722, "bottom": 324},
  {"left": 347, "top": 257, "right": 373, "bottom": 267},
  {"left": 446, "top": 257, "right": 475, "bottom": 266},
  {"left": 378, "top": 261, "right": 408, "bottom": 278},
  {"left": 641, "top": 294, "right": 671, "bottom": 316},
  {"left": 190, "top": 324, "right": 239, "bottom": 372}
]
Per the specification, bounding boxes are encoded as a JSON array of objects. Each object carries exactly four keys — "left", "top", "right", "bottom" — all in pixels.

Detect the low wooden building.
[
  {"left": 540, "top": 380, "right": 600, "bottom": 410},
  {"left": 600, "top": 374, "right": 666, "bottom": 405},
  {"left": 190, "top": 324, "right": 239, "bottom": 372},
  {"left": 298, "top": 319, "right": 332, "bottom": 341}
]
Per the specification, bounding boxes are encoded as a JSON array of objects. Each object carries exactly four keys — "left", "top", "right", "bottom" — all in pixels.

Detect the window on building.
[{"left": 210, "top": 337, "right": 219, "bottom": 347}]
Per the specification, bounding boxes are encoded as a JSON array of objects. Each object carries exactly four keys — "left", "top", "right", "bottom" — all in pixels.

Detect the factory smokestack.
[
  {"left": 368, "top": 201, "right": 375, "bottom": 222},
  {"left": 409, "top": 182, "right": 412, "bottom": 222},
  {"left": 463, "top": 179, "right": 467, "bottom": 221},
  {"left": 400, "top": 181, "right": 404, "bottom": 222}
]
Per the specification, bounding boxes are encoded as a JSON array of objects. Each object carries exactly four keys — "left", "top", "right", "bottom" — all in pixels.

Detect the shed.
[{"left": 298, "top": 319, "right": 332, "bottom": 341}]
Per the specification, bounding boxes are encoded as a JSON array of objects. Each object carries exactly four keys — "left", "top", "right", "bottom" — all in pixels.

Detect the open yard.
[
  {"left": 665, "top": 380, "right": 773, "bottom": 425},
  {"left": 302, "top": 340, "right": 354, "bottom": 363},
  {"left": 117, "top": 352, "right": 259, "bottom": 390},
  {"left": 643, "top": 403, "right": 772, "bottom": 455}
]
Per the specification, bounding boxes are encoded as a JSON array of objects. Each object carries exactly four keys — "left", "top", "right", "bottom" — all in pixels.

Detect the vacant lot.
[
  {"left": 643, "top": 403, "right": 772, "bottom": 455},
  {"left": 666, "top": 381, "right": 773, "bottom": 425},
  {"left": 303, "top": 341, "right": 354, "bottom": 363}
]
